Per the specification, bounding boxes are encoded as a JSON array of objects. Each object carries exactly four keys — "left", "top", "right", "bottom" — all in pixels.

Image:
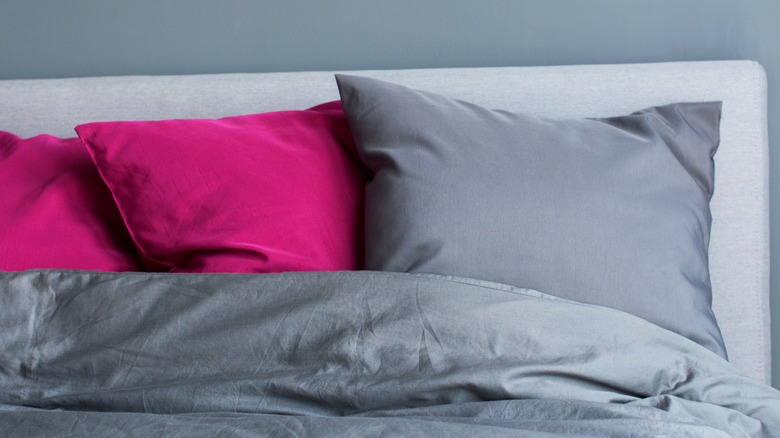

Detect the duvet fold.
[{"left": 1, "top": 270, "right": 778, "bottom": 437}]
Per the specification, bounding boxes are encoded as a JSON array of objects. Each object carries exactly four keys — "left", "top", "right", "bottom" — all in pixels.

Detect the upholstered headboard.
[{"left": 0, "top": 60, "right": 770, "bottom": 384}]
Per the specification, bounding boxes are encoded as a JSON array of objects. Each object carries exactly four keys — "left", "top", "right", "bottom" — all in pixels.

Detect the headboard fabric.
[{"left": 0, "top": 60, "right": 770, "bottom": 384}]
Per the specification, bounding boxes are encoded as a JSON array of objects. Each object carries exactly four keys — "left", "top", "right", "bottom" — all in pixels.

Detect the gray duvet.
[{"left": 1, "top": 270, "right": 778, "bottom": 437}]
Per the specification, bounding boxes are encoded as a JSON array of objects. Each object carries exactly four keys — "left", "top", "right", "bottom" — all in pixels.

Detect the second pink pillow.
[{"left": 76, "top": 101, "right": 366, "bottom": 273}]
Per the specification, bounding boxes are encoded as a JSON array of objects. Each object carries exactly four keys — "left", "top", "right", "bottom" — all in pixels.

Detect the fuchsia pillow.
[
  {"left": 0, "top": 132, "right": 143, "bottom": 271},
  {"left": 76, "top": 101, "right": 366, "bottom": 273}
]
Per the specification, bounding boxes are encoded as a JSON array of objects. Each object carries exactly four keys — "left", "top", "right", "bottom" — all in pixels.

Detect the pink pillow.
[
  {"left": 76, "top": 101, "right": 366, "bottom": 273},
  {"left": 0, "top": 132, "right": 143, "bottom": 271}
]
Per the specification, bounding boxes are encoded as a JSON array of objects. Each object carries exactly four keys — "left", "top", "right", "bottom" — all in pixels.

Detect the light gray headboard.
[{"left": 0, "top": 60, "right": 770, "bottom": 384}]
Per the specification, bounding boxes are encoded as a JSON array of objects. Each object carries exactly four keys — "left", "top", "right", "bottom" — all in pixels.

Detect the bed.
[{"left": 1, "top": 60, "right": 778, "bottom": 436}]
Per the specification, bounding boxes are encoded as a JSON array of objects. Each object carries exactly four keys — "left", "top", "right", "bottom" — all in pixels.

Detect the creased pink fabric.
[
  {"left": 0, "top": 132, "right": 143, "bottom": 271},
  {"left": 76, "top": 101, "right": 366, "bottom": 273}
]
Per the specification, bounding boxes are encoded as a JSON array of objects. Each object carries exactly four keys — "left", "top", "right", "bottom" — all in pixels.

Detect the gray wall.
[{"left": 2, "top": 0, "right": 779, "bottom": 387}]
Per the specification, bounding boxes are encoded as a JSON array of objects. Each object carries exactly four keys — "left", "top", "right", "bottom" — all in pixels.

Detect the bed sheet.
[{"left": 1, "top": 270, "right": 778, "bottom": 437}]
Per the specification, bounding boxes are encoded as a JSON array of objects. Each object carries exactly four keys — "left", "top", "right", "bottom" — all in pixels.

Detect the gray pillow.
[{"left": 336, "top": 74, "right": 727, "bottom": 359}]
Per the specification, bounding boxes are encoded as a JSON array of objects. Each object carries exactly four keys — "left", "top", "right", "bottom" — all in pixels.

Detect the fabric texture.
[
  {"left": 336, "top": 74, "right": 726, "bottom": 358},
  {"left": 0, "top": 132, "right": 142, "bottom": 271},
  {"left": 76, "top": 101, "right": 366, "bottom": 273},
  {"left": 1, "top": 270, "right": 778, "bottom": 437}
]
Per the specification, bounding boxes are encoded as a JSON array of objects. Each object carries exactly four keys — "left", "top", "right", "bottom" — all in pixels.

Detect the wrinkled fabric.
[
  {"left": 0, "top": 132, "right": 142, "bottom": 271},
  {"left": 1, "top": 270, "right": 778, "bottom": 437}
]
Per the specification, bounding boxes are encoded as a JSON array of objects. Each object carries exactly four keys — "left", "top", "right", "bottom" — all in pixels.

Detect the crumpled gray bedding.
[{"left": 1, "top": 270, "right": 778, "bottom": 437}]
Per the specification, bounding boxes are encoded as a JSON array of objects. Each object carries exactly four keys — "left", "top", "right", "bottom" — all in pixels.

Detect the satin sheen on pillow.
[
  {"left": 0, "top": 132, "right": 143, "bottom": 271},
  {"left": 336, "top": 74, "right": 727, "bottom": 358},
  {"left": 76, "top": 101, "right": 366, "bottom": 273}
]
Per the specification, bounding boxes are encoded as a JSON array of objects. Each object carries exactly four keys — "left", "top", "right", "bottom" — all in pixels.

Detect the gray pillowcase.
[{"left": 336, "top": 74, "right": 727, "bottom": 359}]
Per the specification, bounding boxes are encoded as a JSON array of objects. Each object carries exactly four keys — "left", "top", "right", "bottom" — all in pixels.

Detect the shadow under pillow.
[{"left": 336, "top": 74, "right": 726, "bottom": 358}]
